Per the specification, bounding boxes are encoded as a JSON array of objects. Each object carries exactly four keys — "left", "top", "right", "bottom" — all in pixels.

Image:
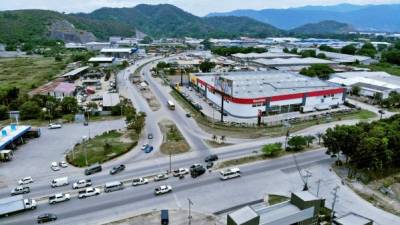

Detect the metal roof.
[
  {"left": 317, "top": 50, "right": 371, "bottom": 63},
  {"left": 330, "top": 72, "right": 400, "bottom": 90},
  {"left": 228, "top": 206, "right": 259, "bottom": 224},
  {"left": 88, "top": 57, "right": 115, "bottom": 63},
  {"left": 102, "top": 93, "right": 120, "bottom": 107},
  {"left": 62, "top": 66, "right": 89, "bottom": 78},
  {"left": 293, "top": 191, "right": 319, "bottom": 202},
  {"left": 253, "top": 57, "right": 337, "bottom": 67},
  {"left": 232, "top": 52, "right": 300, "bottom": 59},
  {"left": 0, "top": 125, "right": 31, "bottom": 150},
  {"left": 100, "top": 48, "right": 134, "bottom": 53},
  {"left": 196, "top": 71, "right": 339, "bottom": 99},
  {"left": 334, "top": 212, "right": 373, "bottom": 225}
]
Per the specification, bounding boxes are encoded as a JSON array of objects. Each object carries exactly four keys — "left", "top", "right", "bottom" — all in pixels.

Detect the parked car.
[
  {"left": 48, "top": 193, "right": 70, "bottom": 204},
  {"left": 37, "top": 213, "right": 57, "bottom": 223},
  {"left": 72, "top": 179, "right": 92, "bottom": 189},
  {"left": 154, "top": 173, "right": 169, "bottom": 181},
  {"left": 148, "top": 133, "right": 153, "bottom": 139},
  {"left": 144, "top": 145, "right": 154, "bottom": 153},
  {"left": 190, "top": 164, "right": 206, "bottom": 178},
  {"left": 59, "top": 161, "right": 68, "bottom": 168},
  {"left": 50, "top": 162, "right": 60, "bottom": 171},
  {"left": 185, "top": 113, "right": 191, "bottom": 118},
  {"left": 172, "top": 168, "right": 189, "bottom": 177},
  {"left": 48, "top": 123, "right": 62, "bottom": 129},
  {"left": 154, "top": 185, "right": 172, "bottom": 195},
  {"left": 18, "top": 177, "right": 33, "bottom": 185},
  {"left": 78, "top": 187, "right": 100, "bottom": 199},
  {"left": 132, "top": 177, "right": 148, "bottom": 186},
  {"left": 141, "top": 144, "right": 149, "bottom": 151},
  {"left": 11, "top": 186, "right": 30, "bottom": 195},
  {"left": 110, "top": 164, "right": 125, "bottom": 175},
  {"left": 204, "top": 154, "right": 218, "bottom": 163}
]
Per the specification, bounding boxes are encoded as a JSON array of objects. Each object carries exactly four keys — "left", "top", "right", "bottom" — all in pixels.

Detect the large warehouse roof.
[
  {"left": 100, "top": 48, "right": 134, "bottom": 53},
  {"left": 253, "top": 57, "right": 337, "bottom": 67},
  {"left": 329, "top": 71, "right": 400, "bottom": 90},
  {"left": 317, "top": 50, "right": 371, "bottom": 63},
  {"left": 196, "top": 71, "right": 342, "bottom": 99},
  {"left": 232, "top": 52, "right": 300, "bottom": 60}
]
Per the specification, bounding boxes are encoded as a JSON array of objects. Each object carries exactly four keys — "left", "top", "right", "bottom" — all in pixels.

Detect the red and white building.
[{"left": 191, "top": 71, "right": 346, "bottom": 118}]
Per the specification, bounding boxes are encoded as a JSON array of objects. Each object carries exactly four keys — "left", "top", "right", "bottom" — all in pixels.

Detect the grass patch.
[
  {"left": 0, "top": 57, "right": 67, "bottom": 93},
  {"left": 159, "top": 120, "right": 190, "bottom": 155},
  {"left": 361, "top": 63, "right": 400, "bottom": 76},
  {"left": 205, "top": 140, "right": 233, "bottom": 148},
  {"left": 268, "top": 195, "right": 289, "bottom": 206},
  {"left": 66, "top": 129, "right": 138, "bottom": 167},
  {"left": 217, "top": 155, "right": 267, "bottom": 168},
  {"left": 171, "top": 89, "right": 376, "bottom": 138}
]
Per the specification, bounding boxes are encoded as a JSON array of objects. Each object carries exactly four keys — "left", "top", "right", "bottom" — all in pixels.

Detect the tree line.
[
  {"left": 323, "top": 115, "right": 400, "bottom": 179},
  {"left": 212, "top": 46, "right": 267, "bottom": 57}
]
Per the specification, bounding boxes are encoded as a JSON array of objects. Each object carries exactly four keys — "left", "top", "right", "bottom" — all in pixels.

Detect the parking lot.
[{"left": 0, "top": 119, "right": 125, "bottom": 188}]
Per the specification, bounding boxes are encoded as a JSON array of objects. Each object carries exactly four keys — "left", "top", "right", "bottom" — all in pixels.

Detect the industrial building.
[
  {"left": 333, "top": 212, "right": 373, "bottom": 225},
  {"left": 227, "top": 191, "right": 325, "bottom": 225},
  {"left": 231, "top": 52, "right": 300, "bottom": 62},
  {"left": 252, "top": 57, "right": 337, "bottom": 69},
  {"left": 316, "top": 50, "right": 375, "bottom": 65},
  {"left": 191, "top": 71, "right": 345, "bottom": 118},
  {"left": 100, "top": 48, "right": 138, "bottom": 59},
  {"left": 329, "top": 71, "right": 400, "bottom": 99}
]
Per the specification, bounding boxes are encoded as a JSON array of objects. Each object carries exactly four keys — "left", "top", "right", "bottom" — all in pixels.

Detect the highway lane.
[{"left": 1, "top": 149, "right": 332, "bottom": 225}]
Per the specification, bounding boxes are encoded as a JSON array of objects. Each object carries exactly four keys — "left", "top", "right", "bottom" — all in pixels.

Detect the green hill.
[{"left": 290, "top": 20, "right": 356, "bottom": 35}]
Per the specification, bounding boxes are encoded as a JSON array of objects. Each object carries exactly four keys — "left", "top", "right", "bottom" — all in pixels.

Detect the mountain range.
[{"left": 208, "top": 3, "right": 400, "bottom": 32}]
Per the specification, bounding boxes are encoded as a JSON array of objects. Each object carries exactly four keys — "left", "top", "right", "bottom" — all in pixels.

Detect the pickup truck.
[
  {"left": 48, "top": 193, "right": 70, "bottom": 204},
  {"left": 154, "top": 185, "right": 172, "bottom": 195},
  {"left": 72, "top": 179, "right": 92, "bottom": 189},
  {"left": 172, "top": 168, "right": 189, "bottom": 177},
  {"left": 132, "top": 177, "right": 148, "bottom": 186},
  {"left": 78, "top": 187, "right": 100, "bottom": 199},
  {"left": 11, "top": 186, "right": 30, "bottom": 196}
]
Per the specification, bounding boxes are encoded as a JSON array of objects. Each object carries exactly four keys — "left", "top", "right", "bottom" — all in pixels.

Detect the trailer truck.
[{"left": 0, "top": 196, "right": 36, "bottom": 217}]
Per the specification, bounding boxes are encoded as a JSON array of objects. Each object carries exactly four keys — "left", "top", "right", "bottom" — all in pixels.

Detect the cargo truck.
[{"left": 0, "top": 196, "right": 36, "bottom": 217}]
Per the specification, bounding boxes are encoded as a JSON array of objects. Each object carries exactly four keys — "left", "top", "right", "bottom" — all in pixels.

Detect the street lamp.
[{"left": 188, "top": 198, "right": 194, "bottom": 225}]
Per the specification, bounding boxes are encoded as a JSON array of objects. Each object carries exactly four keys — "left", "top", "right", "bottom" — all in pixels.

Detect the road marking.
[{"left": 173, "top": 192, "right": 182, "bottom": 209}]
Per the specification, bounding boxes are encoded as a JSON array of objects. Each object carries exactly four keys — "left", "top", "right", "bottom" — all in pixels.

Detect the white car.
[
  {"left": 132, "top": 177, "right": 148, "bottom": 186},
  {"left": 48, "top": 123, "right": 62, "bottom": 129},
  {"left": 78, "top": 187, "right": 100, "bottom": 199},
  {"left": 154, "top": 185, "right": 172, "bottom": 195},
  {"left": 172, "top": 168, "right": 189, "bottom": 177},
  {"left": 154, "top": 173, "right": 169, "bottom": 181},
  {"left": 18, "top": 177, "right": 34, "bottom": 185},
  {"left": 49, "top": 193, "right": 70, "bottom": 204},
  {"left": 72, "top": 179, "right": 92, "bottom": 189},
  {"left": 51, "top": 162, "right": 60, "bottom": 171},
  {"left": 59, "top": 161, "right": 68, "bottom": 168}
]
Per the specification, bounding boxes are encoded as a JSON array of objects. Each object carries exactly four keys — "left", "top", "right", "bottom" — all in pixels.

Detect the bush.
[
  {"left": 262, "top": 143, "right": 283, "bottom": 157},
  {"left": 0, "top": 105, "right": 8, "bottom": 120},
  {"left": 19, "top": 101, "right": 41, "bottom": 120}
]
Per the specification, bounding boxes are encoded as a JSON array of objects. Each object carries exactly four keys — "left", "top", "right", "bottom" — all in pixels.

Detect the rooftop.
[
  {"left": 61, "top": 66, "right": 89, "bottom": 78},
  {"left": 334, "top": 212, "right": 373, "bottom": 225},
  {"left": 232, "top": 52, "right": 300, "bottom": 59},
  {"left": 102, "top": 93, "right": 120, "bottom": 107},
  {"left": 329, "top": 71, "right": 400, "bottom": 90},
  {"left": 228, "top": 206, "right": 259, "bottom": 224},
  {"left": 293, "top": 191, "right": 319, "bottom": 202},
  {"left": 88, "top": 57, "right": 115, "bottom": 63},
  {"left": 100, "top": 48, "right": 135, "bottom": 53},
  {"left": 317, "top": 50, "right": 371, "bottom": 63},
  {"left": 196, "top": 71, "right": 340, "bottom": 99},
  {"left": 253, "top": 57, "right": 337, "bottom": 67},
  {"left": 0, "top": 125, "right": 31, "bottom": 150},
  {"left": 54, "top": 82, "right": 76, "bottom": 94}
]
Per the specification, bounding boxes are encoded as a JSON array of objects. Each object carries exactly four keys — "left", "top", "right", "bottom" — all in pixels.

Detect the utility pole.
[
  {"left": 188, "top": 198, "right": 193, "bottom": 225},
  {"left": 331, "top": 186, "right": 340, "bottom": 223},
  {"left": 302, "top": 170, "right": 312, "bottom": 191},
  {"left": 169, "top": 150, "right": 172, "bottom": 174},
  {"left": 83, "top": 136, "right": 88, "bottom": 166},
  {"left": 316, "top": 179, "right": 322, "bottom": 197}
]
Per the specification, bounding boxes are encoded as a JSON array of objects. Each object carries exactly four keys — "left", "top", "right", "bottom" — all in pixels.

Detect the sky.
[{"left": 1, "top": 0, "right": 400, "bottom": 16}]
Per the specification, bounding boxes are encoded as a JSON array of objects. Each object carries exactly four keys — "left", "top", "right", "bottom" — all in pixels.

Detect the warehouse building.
[
  {"left": 191, "top": 71, "right": 345, "bottom": 118},
  {"left": 329, "top": 71, "right": 400, "bottom": 99},
  {"left": 252, "top": 57, "right": 337, "bottom": 69},
  {"left": 316, "top": 50, "right": 375, "bottom": 65},
  {"left": 100, "top": 48, "right": 138, "bottom": 59},
  {"left": 231, "top": 52, "right": 300, "bottom": 62}
]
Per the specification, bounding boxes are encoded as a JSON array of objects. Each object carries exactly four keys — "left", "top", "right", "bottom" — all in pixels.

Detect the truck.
[
  {"left": 0, "top": 196, "right": 36, "bottom": 217},
  {"left": 50, "top": 177, "right": 69, "bottom": 188},
  {"left": 48, "top": 193, "right": 70, "bottom": 204},
  {"left": 72, "top": 179, "right": 92, "bottom": 189},
  {"left": 0, "top": 150, "right": 13, "bottom": 162}
]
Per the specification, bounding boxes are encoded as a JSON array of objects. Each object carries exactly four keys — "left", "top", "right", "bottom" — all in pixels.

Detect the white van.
[
  {"left": 50, "top": 177, "right": 69, "bottom": 188},
  {"left": 104, "top": 181, "right": 124, "bottom": 193},
  {"left": 220, "top": 168, "right": 241, "bottom": 180}
]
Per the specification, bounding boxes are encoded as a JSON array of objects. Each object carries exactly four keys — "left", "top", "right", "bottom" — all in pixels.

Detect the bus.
[
  {"left": 219, "top": 167, "right": 241, "bottom": 180},
  {"left": 167, "top": 100, "right": 175, "bottom": 110}
]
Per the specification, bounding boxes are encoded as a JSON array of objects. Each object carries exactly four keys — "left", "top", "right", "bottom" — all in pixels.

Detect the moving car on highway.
[
  {"left": 37, "top": 213, "right": 57, "bottom": 223},
  {"left": 154, "top": 173, "right": 169, "bottom": 181},
  {"left": 48, "top": 193, "right": 70, "bottom": 204},
  {"left": 48, "top": 123, "right": 62, "bottom": 129},
  {"left": 110, "top": 164, "right": 125, "bottom": 175},
  {"left": 18, "top": 177, "right": 33, "bottom": 185},
  {"left": 144, "top": 145, "right": 154, "bottom": 153},
  {"left": 154, "top": 185, "right": 172, "bottom": 195},
  {"left": 132, "top": 177, "right": 148, "bottom": 186},
  {"left": 50, "top": 162, "right": 60, "bottom": 171},
  {"left": 78, "top": 187, "right": 100, "bottom": 199},
  {"left": 172, "top": 168, "right": 189, "bottom": 177},
  {"left": 72, "top": 179, "right": 92, "bottom": 189},
  {"left": 220, "top": 167, "right": 241, "bottom": 181},
  {"left": 204, "top": 154, "right": 218, "bottom": 163},
  {"left": 50, "top": 177, "right": 69, "bottom": 188},
  {"left": 11, "top": 186, "right": 30, "bottom": 196},
  {"left": 190, "top": 164, "right": 206, "bottom": 178},
  {"left": 85, "top": 164, "right": 102, "bottom": 175}
]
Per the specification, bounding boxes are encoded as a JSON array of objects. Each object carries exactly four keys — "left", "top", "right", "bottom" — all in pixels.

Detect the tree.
[
  {"left": 140, "top": 36, "right": 153, "bottom": 44},
  {"left": 287, "top": 136, "right": 307, "bottom": 151},
  {"left": 0, "top": 105, "right": 8, "bottom": 120},
  {"left": 199, "top": 60, "right": 216, "bottom": 73},
  {"left": 262, "top": 143, "right": 283, "bottom": 157},
  {"left": 357, "top": 42, "right": 377, "bottom": 58},
  {"left": 351, "top": 85, "right": 361, "bottom": 96},
  {"left": 61, "top": 97, "right": 78, "bottom": 114},
  {"left": 304, "top": 135, "right": 316, "bottom": 147},
  {"left": 382, "top": 49, "right": 400, "bottom": 65},
  {"left": 283, "top": 47, "right": 289, "bottom": 53},
  {"left": 373, "top": 92, "right": 383, "bottom": 105},
  {"left": 316, "top": 53, "right": 327, "bottom": 59},
  {"left": 20, "top": 101, "right": 41, "bottom": 120},
  {"left": 341, "top": 44, "right": 357, "bottom": 55},
  {"left": 299, "top": 64, "right": 334, "bottom": 80},
  {"left": 319, "top": 44, "right": 337, "bottom": 52},
  {"left": 316, "top": 132, "right": 323, "bottom": 145},
  {"left": 300, "top": 50, "right": 316, "bottom": 58}
]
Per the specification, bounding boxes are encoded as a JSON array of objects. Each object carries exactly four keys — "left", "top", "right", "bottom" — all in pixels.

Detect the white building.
[
  {"left": 316, "top": 50, "right": 375, "bottom": 65},
  {"left": 253, "top": 57, "right": 337, "bottom": 68},
  {"left": 231, "top": 52, "right": 300, "bottom": 62},
  {"left": 85, "top": 42, "right": 111, "bottom": 51},
  {"left": 100, "top": 48, "right": 136, "bottom": 59},
  {"left": 329, "top": 71, "right": 400, "bottom": 99},
  {"left": 191, "top": 71, "right": 345, "bottom": 118}
]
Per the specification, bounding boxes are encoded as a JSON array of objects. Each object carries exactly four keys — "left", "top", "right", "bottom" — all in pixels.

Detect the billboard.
[{"left": 214, "top": 76, "right": 233, "bottom": 96}]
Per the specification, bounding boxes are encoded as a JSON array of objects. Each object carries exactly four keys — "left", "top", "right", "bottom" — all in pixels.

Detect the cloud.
[{"left": 1, "top": 0, "right": 400, "bottom": 16}]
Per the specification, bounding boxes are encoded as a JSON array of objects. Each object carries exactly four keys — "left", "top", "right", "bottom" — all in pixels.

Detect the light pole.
[
  {"left": 82, "top": 136, "right": 88, "bottom": 166},
  {"left": 188, "top": 198, "right": 193, "bottom": 225},
  {"left": 169, "top": 150, "right": 172, "bottom": 174}
]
